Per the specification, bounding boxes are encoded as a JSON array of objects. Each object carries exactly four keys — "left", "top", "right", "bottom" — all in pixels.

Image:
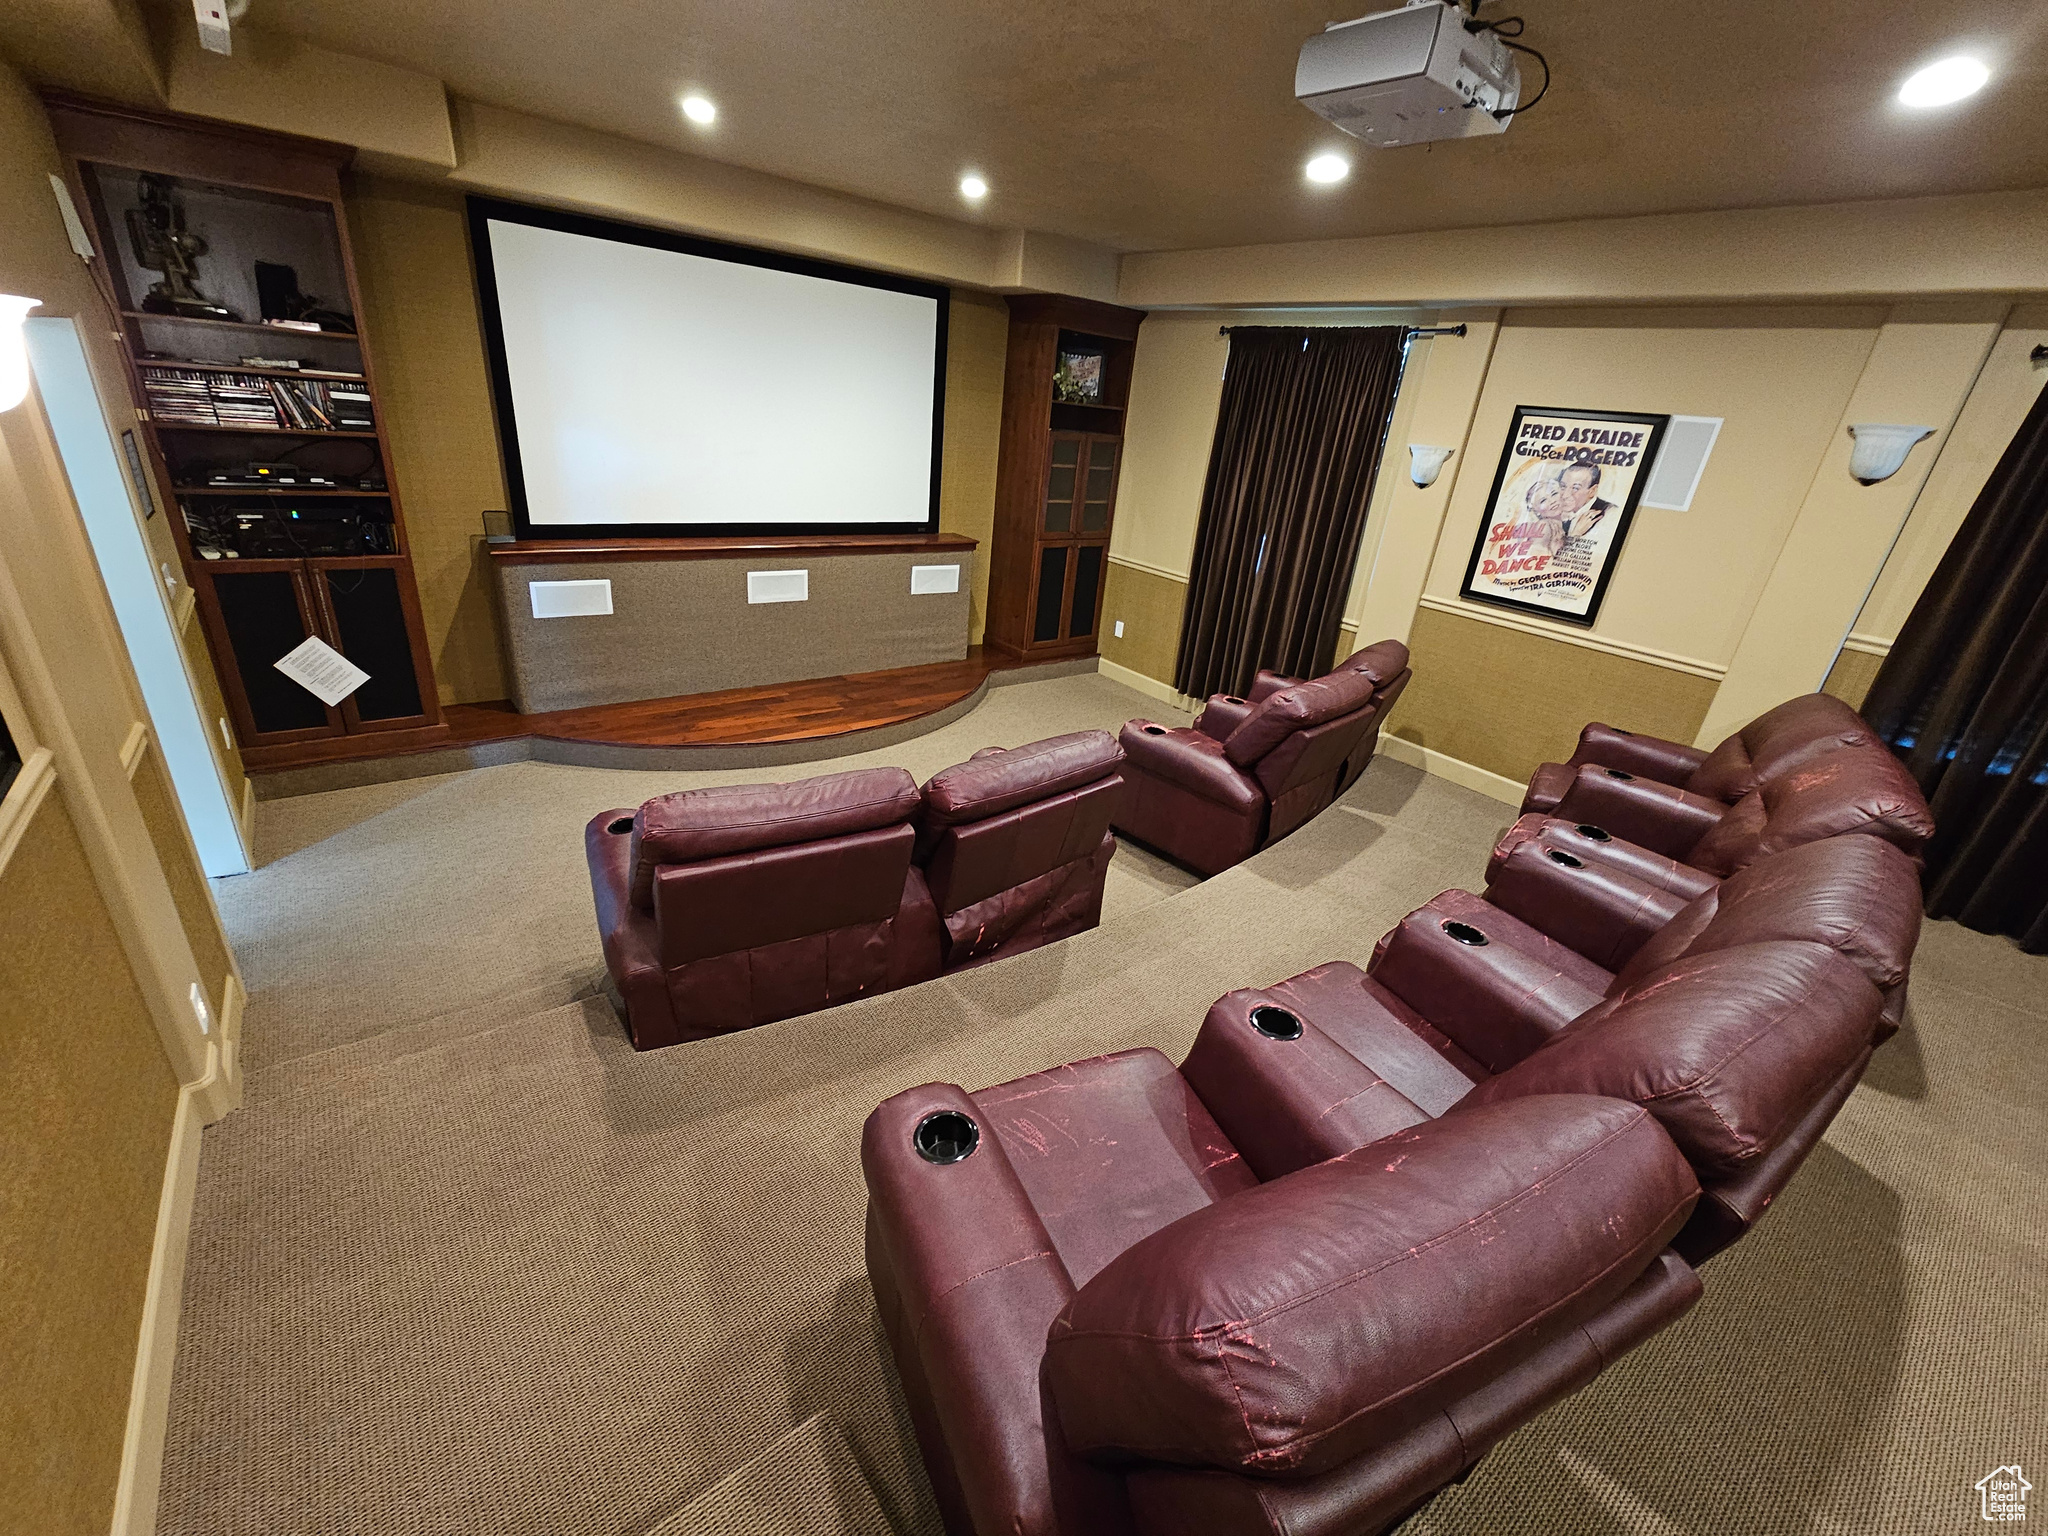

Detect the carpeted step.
[
  {"left": 641, "top": 1413, "right": 894, "bottom": 1536},
  {"left": 243, "top": 970, "right": 616, "bottom": 1107}
]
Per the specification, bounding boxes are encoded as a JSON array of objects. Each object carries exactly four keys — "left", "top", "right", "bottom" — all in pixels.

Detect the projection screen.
[{"left": 468, "top": 198, "right": 948, "bottom": 538}]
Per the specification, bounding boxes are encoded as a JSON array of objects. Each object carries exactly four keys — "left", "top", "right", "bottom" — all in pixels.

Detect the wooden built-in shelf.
[
  {"left": 141, "top": 359, "right": 366, "bottom": 382},
  {"left": 173, "top": 485, "right": 390, "bottom": 499},
  {"left": 121, "top": 309, "right": 361, "bottom": 341},
  {"left": 150, "top": 423, "right": 379, "bottom": 439}
]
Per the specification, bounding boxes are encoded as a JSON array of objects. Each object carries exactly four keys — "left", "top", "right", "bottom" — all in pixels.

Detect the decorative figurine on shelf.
[
  {"left": 1053, "top": 348, "right": 1105, "bottom": 405},
  {"left": 125, "top": 173, "right": 237, "bottom": 321}
]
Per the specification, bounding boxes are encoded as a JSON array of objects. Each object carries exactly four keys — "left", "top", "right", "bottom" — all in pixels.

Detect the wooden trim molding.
[
  {"left": 1096, "top": 657, "right": 1200, "bottom": 715},
  {"left": 119, "top": 721, "right": 150, "bottom": 779},
  {"left": 1842, "top": 630, "right": 1894, "bottom": 658},
  {"left": 0, "top": 746, "right": 59, "bottom": 877},
  {"left": 107, "top": 1077, "right": 208, "bottom": 1536},
  {"left": 1414, "top": 595, "right": 1727, "bottom": 680},
  {"left": 1106, "top": 553, "right": 1190, "bottom": 585},
  {"left": 1378, "top": 732, "right": 1526, "bottom": 806},
  {"left": 486, "top": 532, "right": 979, "bottom": 565}
]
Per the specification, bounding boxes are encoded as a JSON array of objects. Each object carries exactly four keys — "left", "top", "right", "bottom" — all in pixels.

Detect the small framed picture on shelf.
[{"left": 1054, "top": 348, "right": 1105, "bottom": 405}]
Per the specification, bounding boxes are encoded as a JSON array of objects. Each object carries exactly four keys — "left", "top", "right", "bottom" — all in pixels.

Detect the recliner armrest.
[
  {"left": 1247, "top": 669, "right": 1296, "bottom": 704},
  {"left": 863, "top": 1083, "right": 1077, "bottom": 1536},
  {"left": 1567, "top": 722, "right": 1712, "bottom": 786},
  {"left": 1488, "top": 815, "right": 1722, "bottom": 901},
  {"left": 1194, "top": 694, "right": 1255, "bottom": 741},
  {"left": 1180, "top": 984, "right": 1430, "bottom": 1181},
  {"left": 1367, "top": 899, "right": 1606, "bottom": 1072},
  {"left": 1483, "top": 839, "right": 1689, "bottom": 971},
  {"left": 1117, "top": 721, "right": 1264, "bottom": 812},
  {"left": 1550, "top": 764, "right": 1728, "bottom": 859}
]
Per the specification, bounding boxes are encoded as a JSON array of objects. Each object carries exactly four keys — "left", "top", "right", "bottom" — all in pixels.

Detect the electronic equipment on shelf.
[
  {"left": 204, "top": 462, "right": 338, "bottom": 488},
  {"left": 185, "top": 500, "right": 396, "bottom": 559}
]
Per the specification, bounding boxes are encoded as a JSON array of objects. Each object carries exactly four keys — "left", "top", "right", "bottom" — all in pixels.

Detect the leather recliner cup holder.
[
  {"left": 1604, "top": 768, "right": 1636, "bottom": 780},
  {"left": 1545, "top": 848, "right": 1586, "bottom": 868},
  {"left": 913, "top": 1110, "right": 980, "bottom": 1165},
  {"left": 1575, "top": 824, "right": 1613, "bottom": 842},
  {"left": 1224, "top": 696, "right": 1245, "bottom": 705},
  {"left": 1142, "top": 725, "right": 1167, "bottom": 736},
  {"left": 607, "top": 817, "right": 634, "bottom": 835},
  {"left": 1248, "top": 1004, "right": 1304, "bottom": 1040},
  {"left": 1442, "top": 920, "right": 1490, "bottom": 946}
]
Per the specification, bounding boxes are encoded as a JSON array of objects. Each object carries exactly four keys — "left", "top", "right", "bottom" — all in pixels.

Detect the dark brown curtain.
[
  {"left": 1862, "top": 375, "right": 2048, "bottom": 951},
  {"left": 1173, "top": 326, "right": 1406, "bottom": 700}
]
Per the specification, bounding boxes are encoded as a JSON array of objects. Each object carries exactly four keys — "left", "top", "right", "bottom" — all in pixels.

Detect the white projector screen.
[{"left": 470, "top": 199, "right": 947, "bottom": 537}]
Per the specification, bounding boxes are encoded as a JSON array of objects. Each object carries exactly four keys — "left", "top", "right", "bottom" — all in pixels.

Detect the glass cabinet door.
[
  {"left": 1044, "top": 434, "right": 1082, "bottom": 533},
  {"left": 1079, "top": 438, "right": 1118, "bottom": 532},
  {"left": 1031, "top": 430, "right": 1118, "bottom": 648}
]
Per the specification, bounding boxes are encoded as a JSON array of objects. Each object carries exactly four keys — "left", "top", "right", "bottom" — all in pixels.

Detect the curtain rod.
[{"left": 1217, "top": 322, "right": 1469, "bottom": 338}]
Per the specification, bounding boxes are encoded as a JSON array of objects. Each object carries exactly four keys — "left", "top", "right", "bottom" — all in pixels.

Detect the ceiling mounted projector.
[{"left": 1297, "top": 0, "right": 1523, "bottom": 148}]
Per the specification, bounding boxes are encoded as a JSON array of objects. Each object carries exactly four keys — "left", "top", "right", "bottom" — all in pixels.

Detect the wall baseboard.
[
  {"left": 108, "top": 1080, "right": 206, "bottom": 1536},
  {"left": 1095, "top": 657, "right": 1200, "bottom": 715},
  {"left": 1379, "top": 733, "right": 1527, "bottom": 807}
]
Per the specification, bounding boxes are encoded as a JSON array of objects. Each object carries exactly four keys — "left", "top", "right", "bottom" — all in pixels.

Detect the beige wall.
[
  {"left": 1109, "top": 296, "right": 2046, "bottom": 779},
  {"left": 0, "top": 52, "right": 242, "bottom": 1536},
  {"left": 346, "top": 174, "right": 1011, "bottom": 702},
  {"left": 0, "top": 790, "right": 180, "bottom": 1536}
]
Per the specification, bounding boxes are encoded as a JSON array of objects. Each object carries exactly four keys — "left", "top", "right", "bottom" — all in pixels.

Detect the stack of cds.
[
  {"left": 328, "top": 382, "right": 375, "bottom": 431},
  {"left": 210, "top": 374, "right": 284, "bottom": 429},
  {"left": 139, "top": 367, "right": 220, "bottom": 425}
]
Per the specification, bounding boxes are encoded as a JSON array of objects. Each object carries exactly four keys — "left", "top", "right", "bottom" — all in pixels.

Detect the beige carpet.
[{"left": 161, "top": 672, "right": 2048, "bottom": 1535}]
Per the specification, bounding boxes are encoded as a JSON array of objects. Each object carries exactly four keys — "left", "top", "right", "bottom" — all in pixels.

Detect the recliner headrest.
[
  {"left": 920, "top": 730, "right": 1124, "bottom": 830},
  {"left": 1043, "top": 1095, "right": 1696, "bottom": 1477},
  {"left": 1690, "top": 693, "right": 1877, "bottom": 803},
  {"left": 1223, "top": 667, "right": 1379, "bottom": 768},
  {"left": 628, "top": 766, "right": 920, "bottom": 908},
  {"left": 1336, "top": 638, "right": 1411, "bottom": 688},
  {"left": 1613, "top": 834, "right": 1924, "bottom": 996},
  {"left": 1687, "top": 744, "right": 1934, "bottom": 876},
  {"left": 1463, "top": 941, "right": 1879, "bottom": 1177}
]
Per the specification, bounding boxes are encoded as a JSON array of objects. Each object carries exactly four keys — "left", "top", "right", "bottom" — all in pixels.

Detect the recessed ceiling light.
[
  {"left": 959, "top": 174, "right": 989, "bottom": 201},
  {"left": 681, "top": 94, "right": 717, "bottom": 125},
  {"left": 1898, "top": 55, "right": 1990, "bottom": 109},
  {"left": 1305, "top": 153, "right": 1350, "bottom": 184}
]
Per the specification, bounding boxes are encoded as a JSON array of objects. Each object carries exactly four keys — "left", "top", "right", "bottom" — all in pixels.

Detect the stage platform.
[{"left": 248, "top": 649, "right": 1098, "bottom": 800}]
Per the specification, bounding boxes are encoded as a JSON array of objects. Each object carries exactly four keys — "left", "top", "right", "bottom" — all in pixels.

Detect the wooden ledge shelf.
[{"left": 486, "top": 532, "right": 979, "bottom": 564}]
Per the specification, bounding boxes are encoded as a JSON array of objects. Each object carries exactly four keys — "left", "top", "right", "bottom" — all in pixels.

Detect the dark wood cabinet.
[
  {"left": 44, "top": 94, "right": 447, "bottom": 770},
  {"left": 985, "top": 296, "right": 1144, "bottom": 662}
]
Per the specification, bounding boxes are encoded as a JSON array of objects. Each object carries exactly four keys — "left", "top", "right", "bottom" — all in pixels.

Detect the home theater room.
[{"left": 3, "top": 1, "right": 2045, "bottom": 1533}]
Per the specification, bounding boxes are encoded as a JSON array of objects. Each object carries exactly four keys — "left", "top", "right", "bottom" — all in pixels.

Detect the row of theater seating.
[
  {"left": 1115, "top": 639, "right": 1412, "bottom": 875},
  {"left": 861, "top": 692, "right": 1933, "bottom": 1536},
  {"left": 585, "top": 731, "right": 1129, "bottom": 1049},
  {"left": 584, "top": 637, "right": 1417, "bottom": 1048}
]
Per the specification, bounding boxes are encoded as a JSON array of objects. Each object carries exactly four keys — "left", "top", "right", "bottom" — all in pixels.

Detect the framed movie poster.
[{"left": 1459, "top": 406, "right": 1669, "bottom": 627}]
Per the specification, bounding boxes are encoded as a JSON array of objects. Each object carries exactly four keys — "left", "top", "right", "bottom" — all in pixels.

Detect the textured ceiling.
[{"left": 155, "top": 0, "right": 2048, "bottom": 251}]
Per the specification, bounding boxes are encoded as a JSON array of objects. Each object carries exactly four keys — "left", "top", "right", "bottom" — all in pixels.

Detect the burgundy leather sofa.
[
  {"left": 1115, "top": 665, "right": 1381, "bottom": 876},
  {"left": 1193, "top": 638, "right": 1413, "bottom": 796},
  {"left": 915, "top": 731, "right": 1126, "bottom": 972},
  {"left": 586, "top": 731, "right": 1126, "bottom": 1049},
  {"left": 866, "top": 1057, "right": 1701, "bottom": 1536}
]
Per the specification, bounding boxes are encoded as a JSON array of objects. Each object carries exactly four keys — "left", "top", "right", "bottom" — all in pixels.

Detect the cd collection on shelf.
[{"left": 139, "top": 365, "right": 376, "bottom": 432}]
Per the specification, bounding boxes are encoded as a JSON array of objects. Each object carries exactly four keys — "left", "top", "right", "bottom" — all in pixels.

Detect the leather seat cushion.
[
  {"left": 629, "top": 766, "right": 920, "bottom": 907},
  {"left": 1222, "top": 668, "right": 1380, "bottom": 769},
  {"left": 1463, "top": 940, "right": 1880, "bottom": 1177},
  {"left": 970, "top": 1048, "right": 1257, "bottom": 1287},
  {"left": 1043, "top": 1095, "right": 1697, "bottom": 1477},
  {"left": 1614, "top": 835, "right": 1924, "bottom": 994},
  {"left": 920, "top": 730, "right": 1124, "bottom": 832}
]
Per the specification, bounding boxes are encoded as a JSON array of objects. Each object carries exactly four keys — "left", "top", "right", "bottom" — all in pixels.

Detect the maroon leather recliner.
[
  {"left": 915, "top": 731, "right": 1126, "bottom": 972},
  {"left": 587, "top": 767, "right": 944, "bottom": 1049},
  {"left": 1196, "top": 638, "right": 1412, "bottom": 795},
  {"left": 1114, "top": 665, "right": 1380, "bottom": 876},
  {"left": 1520, "top": 692, "right": 1884, "bottom": 846},
  {"left": 867, "top": 1054, "right": 1701, "bottom": 1536}
]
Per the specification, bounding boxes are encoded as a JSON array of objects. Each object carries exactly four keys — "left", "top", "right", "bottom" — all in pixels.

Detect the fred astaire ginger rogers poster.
[{"left": 1459, "top": 406, "right": 1669, "bottom": 627}]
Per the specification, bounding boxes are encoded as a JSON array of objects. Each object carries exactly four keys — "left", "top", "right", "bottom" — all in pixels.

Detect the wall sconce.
[
  {"left": 0, "top": 295, "right": 41, "bottom": 413},
  {"left": 1408, "top": 444, "right": 1454, "bottom": 487},
  {"left": 1846, "top": 423, "right": 1934, "bottom": 485}
]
